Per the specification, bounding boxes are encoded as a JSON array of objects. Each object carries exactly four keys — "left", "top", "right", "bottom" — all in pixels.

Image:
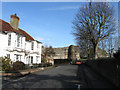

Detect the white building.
[{"left": 0, "top": 14, "right": 42, "bottom": 65}]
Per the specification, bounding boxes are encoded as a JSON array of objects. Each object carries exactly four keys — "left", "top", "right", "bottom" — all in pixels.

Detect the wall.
[
  {"left": 0, "top": 32, "right": 42, "bottom": 65},
  {"left": 0, "top": 33, "right": 8, "bottom": 57},
  {"left": 53, "top": 45, "right": 80, "bottom": 60},
  {"left": 85, "top": 58, "right": 119, "bottom": 87},
  {"left": 53, "top": 47, "right": 69, "bottom": 59}
]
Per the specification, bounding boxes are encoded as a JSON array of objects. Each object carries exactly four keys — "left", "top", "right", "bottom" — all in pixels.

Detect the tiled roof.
[
  {"left": 0, "top": 19, "right": 34, "bottom": 41},
  {"left": 19, "top": 29, "right": 34, "bottom": 41}
]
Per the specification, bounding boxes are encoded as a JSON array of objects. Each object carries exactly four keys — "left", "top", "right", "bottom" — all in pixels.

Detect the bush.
[
  {"left": 41, "top": 59, "right": 47, "bottom": 63},
  {"left": 24, "top": 65, "right": 30, "bottom": 69},
  {"left": 0, "top": 56, "right": 12, "bottom": 71},
  {"left": 72, "top": 60, "right": 76, "bottom": 64},
  {"left": 13, "top": 61, "right": 25, "bottom": 71}
]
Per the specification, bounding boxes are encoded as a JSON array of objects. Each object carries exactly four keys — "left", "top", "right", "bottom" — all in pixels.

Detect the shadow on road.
[{"left": 2, "top": 64, "right": 79, "bottom": 89}]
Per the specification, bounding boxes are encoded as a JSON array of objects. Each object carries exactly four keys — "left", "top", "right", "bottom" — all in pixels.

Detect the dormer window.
[
  {"left": 31, "top": 42, "right": 34, "bottom": 50},
  {"left": 8, "top": 34, "right": 11, "bottom": 46}
]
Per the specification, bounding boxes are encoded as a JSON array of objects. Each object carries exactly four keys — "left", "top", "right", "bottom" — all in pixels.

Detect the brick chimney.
[{"left": 10, "top": 13, "right": 19, "bottom": 30}]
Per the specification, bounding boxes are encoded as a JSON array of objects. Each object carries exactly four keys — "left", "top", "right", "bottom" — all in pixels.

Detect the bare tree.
[
  {"left": 107, "top": 36, "right": 118, "bottom": 57},
  {"left": 72, "top": 2, "right": 116, "bottom": 59},
  {"left": 42, "top": 45, "right": 55, "bottom": 63}
]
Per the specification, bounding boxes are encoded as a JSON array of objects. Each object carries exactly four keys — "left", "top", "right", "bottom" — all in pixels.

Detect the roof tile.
[{"left": 0, "top": 19, "right": 34, "bottom": 41}]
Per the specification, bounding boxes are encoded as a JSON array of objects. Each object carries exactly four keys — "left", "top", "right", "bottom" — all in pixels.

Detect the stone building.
[
  {"left": 53, "top": 45, "right": 80, "bottom": 60},
  {"left": 53, "top": 46, "right": 69, "bottom": 59}
]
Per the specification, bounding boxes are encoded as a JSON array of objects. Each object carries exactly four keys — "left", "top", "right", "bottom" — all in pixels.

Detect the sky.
[{"left": 1, "top": 1, "right": 119, "bottom": 48}]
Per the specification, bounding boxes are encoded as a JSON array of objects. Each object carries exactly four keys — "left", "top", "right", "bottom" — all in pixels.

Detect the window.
[
  {"left": 7, "top": 54, "right": 10, "bottom": 59},
  {"left": 16, "top": 55, "right": 19, "bottom": 61},
  {"left": 31, "top": 56, "right": 33, "bottom": 64},
  {"left": 36, "top": 56, "right": 39, "bottom": 62},
  {"left": 31, "top": 42, "right": 34, "bottom": 50},
  {"left": 15, "top": 54, "right": 21, "bottom": 61},
  {"left": 21, "top": 37, "right": 22, "bottom": 47},
  {"left": 37, "top": 43, "right": 39, "bottom": 48},
  {"left": 17, "top": 35, "right": 20, "bottom": 47},
  {"left": 8, "top": 34, "right": 11, "bottom": 46}
]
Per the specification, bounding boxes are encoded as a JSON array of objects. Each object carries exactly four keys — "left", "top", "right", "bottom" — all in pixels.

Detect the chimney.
[{"left": 10, "top": 13, "right": 19, "bottom": 30}]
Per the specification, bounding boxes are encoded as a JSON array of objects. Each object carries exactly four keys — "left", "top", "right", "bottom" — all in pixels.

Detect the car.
[{"left": 75, "top": 61, "right": 82, "bottom": 65}]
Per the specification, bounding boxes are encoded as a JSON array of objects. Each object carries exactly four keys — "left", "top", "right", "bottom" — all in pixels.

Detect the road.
[
  {"left": 2, "top": 64, "right": 79, "bottom": 89},
  {"left": 2, "top": 63, "right": 118, "bottom": 89}
]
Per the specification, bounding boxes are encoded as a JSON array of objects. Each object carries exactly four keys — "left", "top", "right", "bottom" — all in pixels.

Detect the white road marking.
[
  {"left": 12, "top": 76, "right": 27, "bottom": 82},
  {"left": 78, "top": 84, "right": 80, "bottom": 90},
  {"left": 56, "top": 66, "right": 61, "bottom": 68}
]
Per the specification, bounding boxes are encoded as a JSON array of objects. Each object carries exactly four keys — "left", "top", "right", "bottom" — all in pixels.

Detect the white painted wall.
[
  {"left": 0, "top": 33, "right": 8, "bottom": 57},
  {"left": 0, "top": 32, "right": 42, "bottom": 65}
]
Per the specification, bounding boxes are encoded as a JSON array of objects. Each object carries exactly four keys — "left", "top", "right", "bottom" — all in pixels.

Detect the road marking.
[
  {"left": 75, "top": 84, "right": 81, "bottom": 90},
  {"left": 78, "top": 84, "right": 80, "bottom": 90},
  {"left": 56, "top": 66, "right": 61, "bottom": 68},
  {"left": 12, "top": 76, "right": 27, "bottom": 82}
]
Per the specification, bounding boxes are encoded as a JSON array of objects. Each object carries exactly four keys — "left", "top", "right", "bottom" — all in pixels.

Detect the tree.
[
  {"left": 0, "top": 56, "right": 12, "bottom": 71},
  {"left": 42, "top": 45, "right": 55, "bottom": 63},
  {"left": 72, "top": 2, "right": 116, "bottom": 59}
]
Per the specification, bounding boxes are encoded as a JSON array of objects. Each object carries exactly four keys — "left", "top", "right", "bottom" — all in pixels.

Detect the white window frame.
[
  {"left": 17, "top": 35, "right": 20, "bottom": 47},
  {"left": 8, "top": 34, "right": 11, "bottom": 46},
  {"left": 31, "top": 42, "right": 34, "bottom": 50}
]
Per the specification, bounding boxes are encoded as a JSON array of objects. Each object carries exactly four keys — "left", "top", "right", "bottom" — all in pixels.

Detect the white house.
[{"left": 0, "top": 14, "right": 42, "bottom": 65}]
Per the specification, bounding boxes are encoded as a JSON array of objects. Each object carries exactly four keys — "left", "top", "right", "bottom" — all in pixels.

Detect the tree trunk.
[
  {"left": 95, "top": 46, "right": 98, "bottom": 59},
  {"left": 93, "top": 42, "right": 99, "bottom": 59},
  {"left": 93, "top": 45, "right": 96, "bottom": 59}
]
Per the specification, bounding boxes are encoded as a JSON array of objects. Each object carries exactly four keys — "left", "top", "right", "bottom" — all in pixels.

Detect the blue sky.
[{"left": 1, "top": 2, "right": 118, "bottom": 48}]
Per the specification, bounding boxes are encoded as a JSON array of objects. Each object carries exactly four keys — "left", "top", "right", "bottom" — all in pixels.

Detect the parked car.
[
  {"left": 70, "top": 60, "right": 82, "bottom": 65},
  {"left": 75, "top": 61, "right": 82, "bottom": 65}
]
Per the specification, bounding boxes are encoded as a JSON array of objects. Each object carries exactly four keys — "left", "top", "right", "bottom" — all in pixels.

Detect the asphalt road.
[
  {"left": 2, "top": 63, "right": 118, "bottom": 89},
  {"left": 2, "top": 64, "right": 79, "bottom": 89}
]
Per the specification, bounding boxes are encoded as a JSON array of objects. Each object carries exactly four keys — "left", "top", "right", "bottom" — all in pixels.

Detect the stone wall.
[
  {"left": 53, "top": 47, "right": 69, "bottom": 59},
  {"left": 53, "top": 45, "right": 80, "bottom": 60}
]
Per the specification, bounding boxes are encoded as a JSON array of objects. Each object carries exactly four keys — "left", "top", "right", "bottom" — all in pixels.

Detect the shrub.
[
  {"left": 13, "top": 61, "right": 25, "bottom": 71},
  {"left": 0, "top": 56, "right": 12, "bottom": 71},
  {"left": 24, "top": 64, "right": 30, "bottom": 69},
  {"left": 72, "top": 60, "right": 76, "bottom": 64},
  {"left": 41, "top": 59, "right": 47, "bottom": 63}
]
